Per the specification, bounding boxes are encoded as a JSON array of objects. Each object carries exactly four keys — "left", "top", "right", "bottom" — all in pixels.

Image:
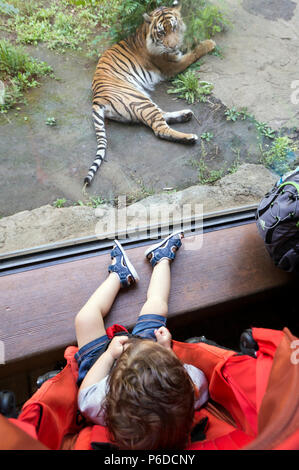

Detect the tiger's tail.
[{"left": 84, "top": 103, "right": 107, "bottom": 186}]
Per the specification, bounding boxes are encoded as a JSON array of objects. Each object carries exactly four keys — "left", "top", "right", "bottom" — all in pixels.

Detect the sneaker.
[
  {"left": 144, "top": 231, "right": 184, "bottom": 267},
  {"left": 108, "top": 240, "right": 139, "bottom": 288}
]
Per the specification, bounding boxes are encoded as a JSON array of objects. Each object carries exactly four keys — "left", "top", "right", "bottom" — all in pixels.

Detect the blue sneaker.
[
  {"left": 144, "top": 231, "right": 184, "bottom": 267},
  {"left": 108, "top": 240, "right": 139, "bottom": 288}
]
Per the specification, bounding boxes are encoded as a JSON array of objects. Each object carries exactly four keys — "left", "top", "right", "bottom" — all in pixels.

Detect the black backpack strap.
[{"left": 278, "top": 180, "right": 299, "bottom": 194}]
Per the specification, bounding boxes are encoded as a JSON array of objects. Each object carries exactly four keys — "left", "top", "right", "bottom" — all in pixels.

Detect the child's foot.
[
  {"left": 144, "top": 231, "right": 184, "bottom": 267},
  {"left": 108, "top": 240, "right": 139, "bottom": 288}
]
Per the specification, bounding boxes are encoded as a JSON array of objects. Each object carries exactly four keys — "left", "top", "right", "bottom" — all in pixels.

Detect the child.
[{"left": 75, "top": 232, "right": 209, "bottom": 450}]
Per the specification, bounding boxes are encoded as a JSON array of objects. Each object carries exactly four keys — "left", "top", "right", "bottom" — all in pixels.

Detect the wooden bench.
[{"left": 0, "top": 222, "right": 295, "bottom": 374}]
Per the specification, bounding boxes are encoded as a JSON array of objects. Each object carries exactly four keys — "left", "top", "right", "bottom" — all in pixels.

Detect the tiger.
[{"left": 84, "top": 0, "right": 216, "bottom": 186}]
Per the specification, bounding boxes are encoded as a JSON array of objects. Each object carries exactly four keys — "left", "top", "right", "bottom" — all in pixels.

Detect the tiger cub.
[{"left": 85, "top": 1, "right": 215, "bottom": 186}]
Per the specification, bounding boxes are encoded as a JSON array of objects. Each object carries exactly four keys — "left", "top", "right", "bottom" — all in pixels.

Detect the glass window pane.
[{"left": 1, "top": 0, "right": 298, "bottom": 259}]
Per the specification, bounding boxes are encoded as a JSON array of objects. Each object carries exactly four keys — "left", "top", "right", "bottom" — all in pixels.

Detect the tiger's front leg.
[{"left": 166, "top": 39, "right": 216, "bottom": 77}]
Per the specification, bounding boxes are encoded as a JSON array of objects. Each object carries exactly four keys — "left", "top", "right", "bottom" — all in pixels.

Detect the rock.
[
  {"left": 0, "top": 205, "right": 96, "bottom": 254},
  {"left": 0, "top": 164, "right": 278, "bottom": 255}
]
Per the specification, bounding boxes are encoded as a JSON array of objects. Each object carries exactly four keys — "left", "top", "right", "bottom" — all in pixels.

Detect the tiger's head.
[{"left": 143, "top": 1, "right": 186, "bottom": 55}]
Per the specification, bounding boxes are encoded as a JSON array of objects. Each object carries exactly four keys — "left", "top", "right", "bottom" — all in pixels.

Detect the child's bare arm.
[
  {"left": 79, "top": 335, "right": 129, "bottom": 392},
  {"left": 155, "top": 326, "right": 172, "bottom": 350}
]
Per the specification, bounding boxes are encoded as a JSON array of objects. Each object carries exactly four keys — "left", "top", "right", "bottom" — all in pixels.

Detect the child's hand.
[
  {"left": 154, "top": 326, "right": 172, "bottom": 350},
  {"left": 107, "top": 335, "right": 129, "bottom": 360}
]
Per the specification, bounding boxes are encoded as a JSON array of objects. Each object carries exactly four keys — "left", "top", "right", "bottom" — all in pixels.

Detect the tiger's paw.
[
  {"left": 195, "top": 40, "right": 216, "bottom": 58},
  {"left": 185, "top": 133, "right": 198, "bottom": 144},
  {"left": 180, "top": 109, "right": 193, "bottom": 122},
  {"left": 202, "top": 39, "right": 216, "bottom": 53}
]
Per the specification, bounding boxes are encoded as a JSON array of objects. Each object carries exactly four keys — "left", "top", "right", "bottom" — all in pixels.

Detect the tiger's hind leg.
[
  {"left": 132, "top": 100, "right": 198, "bottom": 144},
  {"left": 163, "top": 109, "right": 193, "bottom": 124}
]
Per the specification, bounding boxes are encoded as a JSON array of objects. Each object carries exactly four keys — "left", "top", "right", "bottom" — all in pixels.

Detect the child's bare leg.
[
  {"left": 140, "top": 232, "right": 183, "bottom": 318},
  {"left": 75, "top": 240, "right": 139, "bottom": 349},
  {"left": 139, "top": 259, "right": 171, "bottom": 318},
  {"left": 75, "top": 273, "right": 120, "bottom": 349}
]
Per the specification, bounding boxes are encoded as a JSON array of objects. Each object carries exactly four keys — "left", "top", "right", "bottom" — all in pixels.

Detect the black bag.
[{"left": 256, "top": 168, "right": 299, "bottom": 273}]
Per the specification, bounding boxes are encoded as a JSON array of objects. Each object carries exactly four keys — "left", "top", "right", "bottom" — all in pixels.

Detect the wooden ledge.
[{"left": 0, "top": 223, "right": 294, "bottom": 368}]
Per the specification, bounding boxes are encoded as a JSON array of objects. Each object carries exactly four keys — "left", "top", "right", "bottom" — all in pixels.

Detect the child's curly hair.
[{"left": 103, "top": 337, "right": 195, "bottom": 450}]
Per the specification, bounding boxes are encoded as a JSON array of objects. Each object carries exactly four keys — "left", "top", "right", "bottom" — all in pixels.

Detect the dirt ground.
[
  {"left": 0, "top": 0, "right": 299, "bottom": 219},
  {"left": 202, "top": 0, "right": 299, "bottom": 130}
]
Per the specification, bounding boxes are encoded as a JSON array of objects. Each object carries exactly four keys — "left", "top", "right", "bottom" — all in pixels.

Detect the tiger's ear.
[
  {"left": 143, "top": 12, "right": 152, "bottom": 24},
  {"left": 172, "top": 0, "right": 181, "bottom": 10}
]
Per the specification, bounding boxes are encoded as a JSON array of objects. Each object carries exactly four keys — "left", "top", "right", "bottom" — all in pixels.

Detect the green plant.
[
  {"left": 46, "top": 117, "right": 57, "bottom": 126},
  {"left": 260, "top": 136, "right": 297, "bottom": 173},
  {"left": 224, "top": 107, "right": 241, "bottom": 122},
  {"left": 210, "top": 45, "right": 224, "bottom": 58},
  {"left": 198, "top": 162, "right": 223, "bottom": 184},
  {"left": 0, "top": 39, "right": 52, "bottom": 110},
  {"left": 224, "top": 106, "right": 277, "bottom": 141},
  {"left": 167, "top": 70, "right": 213, "bottom": 104},
  {"left": 0, "top": 1, "right": 19, "bottom": 16},
  {"left": 88, "top": 196, "right": 106, "bottom": 207},
  {"left": 227, "top": 148, "right": 241, "bottom": 174},
  {"left": 53, "top": 198, "right": 67, "bottom": 208},
  {"left": 201, "top": 132, "right": 213, "bottom": 142},
  {"left": 182, "top": 1, "right": 229, "bottom": 49},
  {"left": 4, "top": 0, "right": 37, "bottom": 16},
  {"left": 190, "top": 157, "right": 223, "bottom": 184},
  {"left": 76, "top": 196, "right": 106, "bottom": 207},
  {"left": 255, "top": 121, "right": 275, "bottom": 139},
  {"left": 67, "top": 0, "right": 101, "bottom": 5},
  {"left": 224, "top": 106, "right": 256, "bottom": 122}
]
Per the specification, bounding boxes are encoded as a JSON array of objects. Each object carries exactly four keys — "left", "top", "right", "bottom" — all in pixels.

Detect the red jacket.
[{"left": 1, "top": 326, "right": 298, "bottom": 450}]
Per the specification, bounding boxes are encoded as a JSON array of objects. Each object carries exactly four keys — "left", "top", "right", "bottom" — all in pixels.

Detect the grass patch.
[
  {"left": 0, "top": 1, "right": 18, "bottom": 16},
  {"left": 223, "top": 105, "right": 299, "bottom": 174},
  {"left": 0, "top": 38, "right": 52, "bottom": 111},
  {"left": 189, "top": 138, "right": 242, "bottom": 185},
  {"left": 53, "top": 197, "right": 67, "bottom": 208},
  {"left": 0, "top": 0, "right": 120, "bottom": 53},
  {"left": 191, "top": 156, "right": 242, "bottom": 185},
  {"left": 53, "top": 195, "right": 107, "bottom": 208},
  {"left": 224, "top": 106, "right": 276, "bottom": 139},
  {"left": 76, "top": 195, "right": 106, "bottom": 208},
  {"left": 125, "top": 178, "right": 156, "bottom": 205},
  {"left": 182, "top": 0, "right": 229, "bottom": 49},
  {"left": 192, "top": 157, "right": 224, "bottom": 184},
  {"left": 259, "top": 136, "right": 298, "bottom": 175},
  {"left": 1, "top": 1, "right": 228, "bottom": 56},
  {"left": 167, "top": 70, "right": 213, "bottom": 104}
]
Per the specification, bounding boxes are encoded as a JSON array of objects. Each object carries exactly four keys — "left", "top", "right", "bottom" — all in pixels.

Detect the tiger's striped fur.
[{"left": 85, "top": 1, "right": 216, "bottom": 185}]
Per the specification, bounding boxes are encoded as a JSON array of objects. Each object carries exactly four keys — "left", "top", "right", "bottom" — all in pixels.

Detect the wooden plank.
[{"left": 0, "top": 224, "right": 293, "bottom": 365}]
